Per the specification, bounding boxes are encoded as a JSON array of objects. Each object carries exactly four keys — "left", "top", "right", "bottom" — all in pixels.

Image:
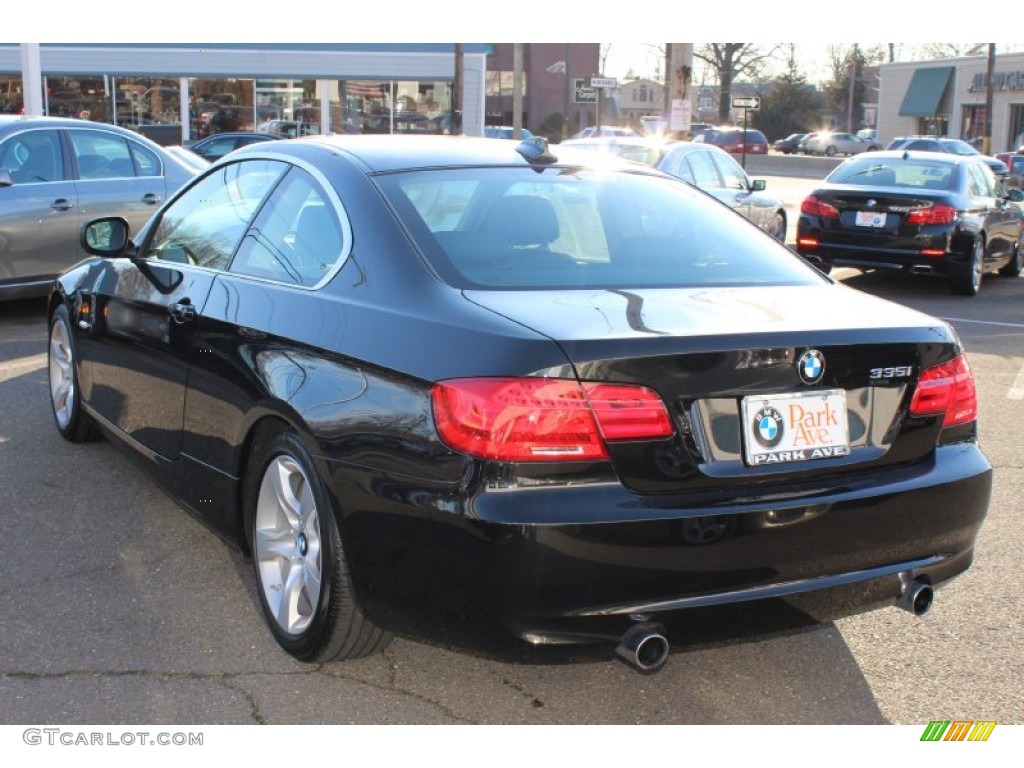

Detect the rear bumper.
[{"left": 337, "top": 441, "right": 991, "bottom": 643}]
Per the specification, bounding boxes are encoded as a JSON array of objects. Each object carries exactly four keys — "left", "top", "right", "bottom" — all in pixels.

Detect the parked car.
[
  {"left": 856, "top": 128, "right": 878, "bottom": 143},
  {"left": 657, "top": 141, "right": 788, "bottom": 240},
  {"left": 49, "top": 135, "right": 991, "bottom": 671},
  {"left": 484, "top": 126, "right": 534, "bottom": 140},
  {"left": 886, "top": 136, "right": 1008, "bottom": 177},
  {"left": 569, "top": 126, "right": 638, "bottom": 139},
  {"left": 559, "top": 136, "right": 670, "bottom": 167},
  {"left": 803, "top": 132, "right": 879, "bottom": 157},
  {"left": 188, "top": 132, "right": 281, "bottom": 162},
  {"left": 773, "top": 133, "right": 806, "bottom": 154},
  {"left": 256, "top": 120, "right": 320, "bottom": 138},
  {"left": 164, "top": 144, "right": 212, "bottom": 173},
  {"left": 693, "top": 127, "right": 769, "bottom": 155},
  {"left": 797, "top": 150, "right": 1023, "bottom": 295},
  {"left": 798, "top": 132, "right": 819, "bottom": 154},
  {"left": 0, "top": 115, "right": 201, "bottom": 301}
]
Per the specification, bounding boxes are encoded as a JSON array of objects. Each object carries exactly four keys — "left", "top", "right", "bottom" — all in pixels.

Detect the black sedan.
[
  {"left": 49, "top": 136, "right": 991, "bottom": 671},
  {"left": 773, "top": 133, "right": 806, "bottom": 154},
  {"left": 188, "top": 131, "right": 281, "bottom": 162},
  {"left": 797, "top": 151, "right": 1023, "bottom": 295}
]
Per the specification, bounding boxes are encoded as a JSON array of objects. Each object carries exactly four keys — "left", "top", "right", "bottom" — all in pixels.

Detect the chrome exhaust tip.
[
  {"left": 615, "top": 623, "right": 670, "bottom": 671},
  {"left": 897, "top": 572, "right": 934, "bottom": 616}
]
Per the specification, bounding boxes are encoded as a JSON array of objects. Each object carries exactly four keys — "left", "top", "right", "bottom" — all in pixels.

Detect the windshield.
[
  {"left": 374, "top": 167, "right": 822, "bottom": 290},
  {"left": 938, "top": 139, "right": 978, "bottom": 156}
]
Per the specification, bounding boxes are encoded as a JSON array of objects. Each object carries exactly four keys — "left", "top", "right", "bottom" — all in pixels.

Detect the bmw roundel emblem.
[
  {"left": 752, "top": 406, "right": 784, "bottom": 449},
  {"left": 797, "top": 349, "right": 825, "bottom": 385}
]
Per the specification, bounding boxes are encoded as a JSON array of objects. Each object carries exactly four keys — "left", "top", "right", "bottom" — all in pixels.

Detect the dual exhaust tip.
[{"left": 615, "top": 575, "right": 933, "bottom": 672}]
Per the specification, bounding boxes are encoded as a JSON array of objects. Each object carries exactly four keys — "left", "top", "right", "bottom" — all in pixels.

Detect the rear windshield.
[
  {"left": 827, "top": 157, "right": 956, "bottom": 191},
  {"left": 373, "top": 166, "right": 821, "bottom": 290}
]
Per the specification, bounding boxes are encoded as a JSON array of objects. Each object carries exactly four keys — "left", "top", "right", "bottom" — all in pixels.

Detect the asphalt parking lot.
[{"left": 1, "top": 198, "right": 1022, "bottom": 729}]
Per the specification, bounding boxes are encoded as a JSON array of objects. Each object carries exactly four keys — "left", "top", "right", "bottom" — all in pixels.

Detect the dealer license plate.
[
  {"left": 741, "top": 390, "right": 850, "bottom": 466},
  {"left": 855, "top": 211, "right": 887, "bottom": 227}
]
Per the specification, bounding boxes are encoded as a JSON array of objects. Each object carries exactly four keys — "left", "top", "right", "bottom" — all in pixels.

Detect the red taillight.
[
  {"left": 905, "top": 204, "right": 957, "bottom": 225},
  {"left": 909, "top": 354, "right": 978, "bottom": 427},
  {"left": 431, "top": 378, "right": 673, "bottom": 461},
  {"left": 801, "top": 195, "right": 839, "bottom": 219}
]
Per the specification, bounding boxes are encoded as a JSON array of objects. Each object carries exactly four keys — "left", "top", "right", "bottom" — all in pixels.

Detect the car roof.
[
  {"left": 260, "top": 134, "right": 655, "bottom": 174},
  {"left": 836, "top": 149, "right": 978, "bottom": 167}
]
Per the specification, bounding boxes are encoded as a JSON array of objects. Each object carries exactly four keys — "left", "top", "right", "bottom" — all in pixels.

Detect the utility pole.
[
  {"left": 667, "top": 43, "right": 693, "bottom": 137},
  {"left": 983, "top": 44, "right": 995, "bottom": 154},
  {"left": 847, "top": 43, "right": 858, "bottom": 133},
  {"left": 452, "top": 43, "right": 463, "bottom": 135},
  {"left": 513, "top": 43, "right": 524, "bottom": 139}
]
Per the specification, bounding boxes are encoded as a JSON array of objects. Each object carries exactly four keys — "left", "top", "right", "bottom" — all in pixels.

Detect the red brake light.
[
  {"left": 801, "top": 195, "right": 839, "bottom": 219},
  {"left": 909, "top": 354, "right": 978, "bottom": 427},
  {"left": 431, "top": 378, "right": 673, "bottom": 462},
  {"left": 905, "top": 204, "right": 957, "bottom": 225}
]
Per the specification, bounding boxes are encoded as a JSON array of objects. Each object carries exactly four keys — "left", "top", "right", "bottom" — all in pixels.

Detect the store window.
[
  {"left": 327, "top": 80, "right": 451, "bottom": 135},
  {"left": 915, "top": 116, "right": 950, "bottom": 137},
  {"left": 961, "top": 104, "right": 986, "bottom": 145},
  {"left": 1008, "top": 104, "right": 1024, "bottom": 150},
  {"left": 190, "top": 78, "right": 255, "bottom": 138},
  {"left": 1, "top": 75, "right": 24, "bottom": 114},
  {"left": 255, "top": 79, "right": 320, "bottom": 137}
]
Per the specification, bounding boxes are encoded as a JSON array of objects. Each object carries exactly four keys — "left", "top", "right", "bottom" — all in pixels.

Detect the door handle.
[
  {"left": 51, "top": 198, "right": 74, "bottom": 211},
  {"left": 142, "top": 193, "right": 162, "bottom": 205},
  {"left": 169, "top": 300, "right": 196, "bottom": 323}
]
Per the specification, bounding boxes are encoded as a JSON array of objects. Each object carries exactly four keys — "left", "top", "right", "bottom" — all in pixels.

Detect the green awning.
[{"left": 899, "top": 67, "right": 954, "bottom": 117}]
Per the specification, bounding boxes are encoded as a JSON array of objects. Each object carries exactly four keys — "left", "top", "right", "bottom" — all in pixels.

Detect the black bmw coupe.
[{"left": 48, "top": 135, "right": 991, "bottom": 671}]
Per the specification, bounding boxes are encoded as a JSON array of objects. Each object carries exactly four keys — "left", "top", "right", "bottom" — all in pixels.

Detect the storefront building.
[
  {"left": 878, "top": 52, "right": 1024, "bottom": 152},
  {"left": 0, "top": 44, "right": 489, "bottom": 143}
]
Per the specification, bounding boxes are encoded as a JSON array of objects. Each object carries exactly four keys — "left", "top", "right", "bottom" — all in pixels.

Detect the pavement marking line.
[
  {"left": 940, "top": 316, "right": 1024, "bottom": 330},
  {"left": 0, "top": 352, "right": 47, "bottom": 384},
  {"left": 1008, "top": 363, "right": 1024, "bottom": 400}
]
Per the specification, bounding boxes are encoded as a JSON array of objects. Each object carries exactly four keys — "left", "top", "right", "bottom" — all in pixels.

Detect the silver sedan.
[
  {"left": 0, "top": 115, "right": 199, "bottom": 301},
  {"left": 804, "top": 131, "right": 879, "bottom": 157}
]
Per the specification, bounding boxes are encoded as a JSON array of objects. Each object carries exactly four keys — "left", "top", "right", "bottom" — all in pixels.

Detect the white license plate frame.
[{"left": 741, "top": 389, "right": 850, "bottom": 466}]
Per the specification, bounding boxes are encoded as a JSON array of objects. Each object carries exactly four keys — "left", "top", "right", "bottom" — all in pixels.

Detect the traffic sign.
[
  {"left": 589, "top": 77, "right": 618, "bottom": 89},
  {"left": 732, "top": 96, "right": 761, "bottom": 110}
]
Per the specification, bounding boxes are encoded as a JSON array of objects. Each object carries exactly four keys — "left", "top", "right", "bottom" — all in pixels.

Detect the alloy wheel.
[
  {"left": 49, "top": 316, "right": 75, "bottom": 430},
  {"left": 254, "top": 455, "right": 323, "bottom": 635}
]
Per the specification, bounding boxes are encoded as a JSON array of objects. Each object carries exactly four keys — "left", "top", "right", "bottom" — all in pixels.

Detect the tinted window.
[
  {"left": 967, "top": 163, "right": 994, "bottom": 197},
  {"left": 143, "top": 159, "right": 287, "bottom": 269},
  {"left": 828, "top": 157, "right": 954, "bottom": 189},
  {"left": 70, "top": 130, "right": 140, "bottom": 179},
  {"left": 376, "top": 167, "right": 820, "bottom": 290},
  {"left": 0, "top": 129, "right": 63, "bottom": 184},
  {"left": 230, "top": 168, "right": 344, "bottom": 287},
  {"left": 711, "top": 152, "right": 748, "bottom": 190}
]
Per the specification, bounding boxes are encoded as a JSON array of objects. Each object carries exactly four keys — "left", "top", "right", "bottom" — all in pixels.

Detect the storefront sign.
[{"left": 969, "top": 71, "right": 1024, "bottom": 92}]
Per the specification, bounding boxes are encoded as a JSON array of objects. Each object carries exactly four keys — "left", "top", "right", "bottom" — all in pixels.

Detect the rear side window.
[{"left": 230, "top": 168, "right": 345, "bottom": 287}]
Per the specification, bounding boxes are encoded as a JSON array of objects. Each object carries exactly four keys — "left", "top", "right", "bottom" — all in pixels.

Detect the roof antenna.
[{"left": 516, "top": 136, "right": 557, "bottom": 164}]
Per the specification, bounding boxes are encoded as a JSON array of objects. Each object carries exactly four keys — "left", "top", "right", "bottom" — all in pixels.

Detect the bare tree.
[
  {"left": 917, "top": 43, "right": 986, "bottom": 59},
  {"left": 694, "top": 44, "right": 780, "bottom": 122}
]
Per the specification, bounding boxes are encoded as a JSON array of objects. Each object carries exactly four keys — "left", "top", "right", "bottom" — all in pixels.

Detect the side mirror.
[
  {"left": 81, "top": 217, "right": 131, "bottom": 257},
  {"left": 751, "top": 179, "right": 766, "bottom": 192},
  {"left": 0, "top": 169, "right": 12, "bottom": 187},
  {"left": 1006, "top": 188, "right": 1024, "bottom": 203}
]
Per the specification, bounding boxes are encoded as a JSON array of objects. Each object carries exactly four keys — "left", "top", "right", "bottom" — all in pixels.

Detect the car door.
[
  {"left": 68, "top": 128, "right": 167, "bottom": 250},
  {"left": 967, "top": 161, "right": 1017, "bottom": 263},
  {"left": 0, "top": 127, "right": 79, "bottom": 286},
  {"left": 82, "top": 159, "right": 288, "bottom": 459}
]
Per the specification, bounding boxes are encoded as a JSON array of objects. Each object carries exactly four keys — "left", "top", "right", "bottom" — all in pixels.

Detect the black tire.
[
  {"left": 825, "top": 146, "right": 837, "bottom": 157},
  {"left": 951, "top": 238, "right": 984, "bottom": 296},
  {"left": 48, "top": 304, "right": 99, "bottom": 443},
  {"left": 769, "top": 212, "right": 787, "bottom": 242},
  {"left": 999, "top": 242, "right": 1021, "bottom": 277},
  {"left": 245, "top": 427, "right": 392, "bottom": 662}
]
